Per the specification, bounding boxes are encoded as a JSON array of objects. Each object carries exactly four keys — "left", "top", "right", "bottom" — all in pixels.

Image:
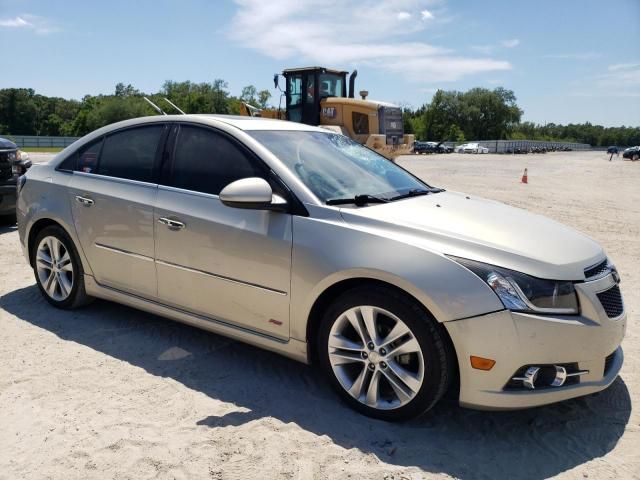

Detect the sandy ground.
[{"left": 0, "top": 151, "right": 638, "bottom": 480}]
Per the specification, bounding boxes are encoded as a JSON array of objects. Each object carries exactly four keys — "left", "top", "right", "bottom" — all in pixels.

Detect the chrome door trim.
[
  {"left": 94, "top": 279, "right": 289, "bottom": 344},
  {"left": 155, "top": 259, "right": 288, "bottom": 296},
  {"left": 94, "top": 242, "right": 155, "bottom": 262},
  {"left": 74, "top": 170, "right": 159, "bottom": 189},
  {"left": 157, "top": 183, "right": 220, "bottom": 200}
]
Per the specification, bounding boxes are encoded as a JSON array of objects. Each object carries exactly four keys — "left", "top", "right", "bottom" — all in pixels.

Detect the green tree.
[{"left": 257, "top": 89, "right": 271, "bottom": 109}]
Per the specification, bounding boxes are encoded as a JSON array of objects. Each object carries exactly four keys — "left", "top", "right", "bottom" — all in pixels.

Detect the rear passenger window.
[
  {"left": 77, "top": 139, "right": 103, "bottom": 173},
  {"left": 97, "top": 125, "right": 163, "bottom": 182},
  {"left": 57, "top": 138, "right": 103, "bottom": 172},
  {"left": 169, "top": 125, "right": 264, "bottom": 195}
]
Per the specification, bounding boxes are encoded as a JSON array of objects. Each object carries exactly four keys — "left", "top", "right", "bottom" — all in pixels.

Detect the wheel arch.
[
  {"left": 305, "top": 277, "right": 458, "bottom": 369},
  {"left": 27, "top": 218, "right": 75, "bottom": 268}
]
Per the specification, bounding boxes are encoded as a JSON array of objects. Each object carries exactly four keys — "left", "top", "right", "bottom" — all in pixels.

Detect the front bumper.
[
  {"left": 444, "top": 272, "right": 626, "bottom": 410},
  {"left": 0, "top": 180, "right": 17, "bottom": 215}
]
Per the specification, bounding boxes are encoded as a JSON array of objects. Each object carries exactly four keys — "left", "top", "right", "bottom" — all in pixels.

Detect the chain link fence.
[
  {"left": 441, "top": 139, "right": 590, "bottom": 153},
  {"left": 8, "top": 135, "right": 80, "bottom": 148}
]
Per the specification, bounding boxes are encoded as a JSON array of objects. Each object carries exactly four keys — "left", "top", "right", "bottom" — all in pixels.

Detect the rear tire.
[
  {"left": 32, "top": 225, "right": 92, "bottom": 309},
  {"left": 633, "top": 153, "right": 639, "bottom": 161},
  {"left": 317, "top": 286, "right": 453, "bottom": 421}
]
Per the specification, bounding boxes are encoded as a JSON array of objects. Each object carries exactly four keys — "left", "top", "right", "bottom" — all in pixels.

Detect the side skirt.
[{"left": 84, "top": 274, "right": 309, "bottom": 364}]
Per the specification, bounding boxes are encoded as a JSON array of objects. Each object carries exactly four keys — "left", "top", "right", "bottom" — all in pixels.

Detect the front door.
[
  {"left": 286, "top": 71, "right": 320, "bottom": 126},
  {"left": 68, "top": 124, "right": 165, "bottom": 298},
  {"left": 154, "top": 124, "right": 292, "bottom": 339}
]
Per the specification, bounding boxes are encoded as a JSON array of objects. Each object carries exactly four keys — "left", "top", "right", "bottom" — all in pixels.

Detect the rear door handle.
[
  {"left": 75, "top": 195, "right": 94, "bottom": 206},
  {"left": 158, "top": 217, "right": 185, "bottom": 230}
]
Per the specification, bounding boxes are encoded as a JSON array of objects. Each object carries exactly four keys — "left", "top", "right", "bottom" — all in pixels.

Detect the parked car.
[
  {"left": 622, "top": 146, "right": 639, "bottom": 160},
  {"left": 413, "top": 141, "right": 438, "bottom": 154},
  {"left": 455, "top": 143, "right": 489, "bottom": 154},
  {"left": 436, "top": 142, "right": 453, "bottom": 153},
  {"left": 17, "top": 115, "right": 626, "bottom": 420},
  {"left": 0, "top": 137, "right": 31, "bottom": 222}
]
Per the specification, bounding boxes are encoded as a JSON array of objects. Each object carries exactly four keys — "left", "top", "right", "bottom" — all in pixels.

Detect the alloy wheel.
[
  {"left": 36, "top": 235, "right": 74, "bottom": 301},
  {"left": 327, "top": 305, "right": 425, "bottom": 410}
]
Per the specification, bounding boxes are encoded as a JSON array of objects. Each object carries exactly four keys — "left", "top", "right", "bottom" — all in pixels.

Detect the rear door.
[
  {"left": 153, "top": 124, "right": 293, "bottom": 339},
  {"left": 68, "top": 124, "right": 167, "bottom": 298}
]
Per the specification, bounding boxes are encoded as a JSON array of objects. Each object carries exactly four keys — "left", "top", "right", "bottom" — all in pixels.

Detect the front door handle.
[
  {"left": 75, "top": 195, "right": 94, "bottom": 206},
  {"left": 158, "top": 217, "right": 186, "bottom": 230}
]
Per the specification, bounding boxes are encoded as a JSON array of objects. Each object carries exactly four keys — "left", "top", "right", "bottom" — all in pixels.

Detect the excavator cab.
[{"left": 281, "top": 67, "right": 350, "bottom": 125}]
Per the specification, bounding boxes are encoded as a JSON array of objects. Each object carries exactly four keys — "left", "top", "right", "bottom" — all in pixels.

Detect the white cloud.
[
  {"left": 0, "top": 16, "right": 32, "bottom": 28},
  {"left": 0, "top": 14, "right": 58, "bottom": 34},
  {"left": 502, "top": 38, "right": 520, "bottom": 48},
  {"left": 420, "top": 9, "right": 434, "bottom": 20},
  {"left": 597, "top": 64, "right": 640, "bottom": 88},
  {"left": 229, "top": 0, "right": 511, "bottom": 83}
]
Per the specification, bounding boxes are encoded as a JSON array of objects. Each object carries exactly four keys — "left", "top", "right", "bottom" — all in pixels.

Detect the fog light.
[
  {"left": 509, "top": 364, "right": 589, "bottom": 390},
  {"left": 512, "top": 366, "right": 539, "bottom": 389},
  {"left": 470, "top": 356, "right": 496, "bottom": 371}
]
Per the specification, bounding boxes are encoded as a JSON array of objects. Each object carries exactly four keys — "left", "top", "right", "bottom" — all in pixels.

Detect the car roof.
[
  {"left": 90, "top": 114, "right": 330, "bottom": 134},
  {"left": 196, "top": 114, "right": 328, "bottom": 132}
]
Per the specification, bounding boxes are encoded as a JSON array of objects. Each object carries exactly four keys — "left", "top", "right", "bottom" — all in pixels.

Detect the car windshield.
[{"left": 249, "top": 130, "right": 431, "bottom": 204}]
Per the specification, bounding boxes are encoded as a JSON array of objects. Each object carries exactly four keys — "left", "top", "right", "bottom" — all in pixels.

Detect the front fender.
[{"left": 290, "top": 211, "right": 503, "bottom": 341}]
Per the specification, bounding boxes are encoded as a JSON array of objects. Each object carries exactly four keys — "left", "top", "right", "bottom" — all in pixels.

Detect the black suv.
[
  {"left": 622, "top": 146, "right": 639, "bottom": 161},
  {"left": 1, "top": 137, "right": 32, "bottom": 222}
]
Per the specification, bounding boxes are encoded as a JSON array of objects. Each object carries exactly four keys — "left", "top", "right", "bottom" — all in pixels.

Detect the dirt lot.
[{"left": 1, "top": 151, "right": 638, "bottom": 480}]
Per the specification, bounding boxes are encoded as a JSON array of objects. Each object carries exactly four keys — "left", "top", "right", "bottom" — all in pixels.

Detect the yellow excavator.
[{"left": 239, "top": 66, "right": 414, "bottom": 159}]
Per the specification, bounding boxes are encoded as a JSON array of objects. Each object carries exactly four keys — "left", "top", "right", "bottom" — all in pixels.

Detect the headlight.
[{"left": 451, "top": 257, "right": 579, "bottom": 314}]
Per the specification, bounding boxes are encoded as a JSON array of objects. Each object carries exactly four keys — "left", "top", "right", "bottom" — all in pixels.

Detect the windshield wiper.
[
  {"left": 388, "top": 188, "right": 444, "bottom": 202},
  {"left": 326, "top": 194, "right": 389, "bottom": 206}
]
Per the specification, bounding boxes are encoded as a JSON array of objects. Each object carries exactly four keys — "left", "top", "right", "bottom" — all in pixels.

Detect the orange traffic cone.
[{"left": 521, "top": 168, "right": 528, "bottom": 184}]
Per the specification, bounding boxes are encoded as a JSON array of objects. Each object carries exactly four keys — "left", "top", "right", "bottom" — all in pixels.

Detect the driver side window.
[{"left": 168, "top": 126, "right": 265, "bottom": 196}]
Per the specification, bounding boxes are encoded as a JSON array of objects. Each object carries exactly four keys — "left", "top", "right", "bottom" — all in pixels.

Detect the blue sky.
[{"left": 1, "top": 0, "right": 639, "bottom": 126}]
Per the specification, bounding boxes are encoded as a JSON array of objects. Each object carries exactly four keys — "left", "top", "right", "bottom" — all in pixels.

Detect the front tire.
[
  {"left": 317, "top": 286, "right": 454, "bottom": 421},
  {"left": 32, "top": 225, "right": 92, "bottom": 309}
]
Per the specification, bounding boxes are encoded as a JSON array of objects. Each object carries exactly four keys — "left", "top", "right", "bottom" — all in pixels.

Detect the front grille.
[
  {"left": 596, "top": 285, "right": 624, "bottom": 318},
  {"left": 0, "top": 163, "right": 11, "bottom": 181},
  {"left": 604, "top": 351, "right": 616, "bottom": 375},
  {"left": 584, "top": 259, "right": 609, "bottom": 279}
]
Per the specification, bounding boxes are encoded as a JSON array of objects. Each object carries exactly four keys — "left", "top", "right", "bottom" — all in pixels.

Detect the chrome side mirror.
[{"left": 219, "top": 177, "right": 288, "bottom": 212}]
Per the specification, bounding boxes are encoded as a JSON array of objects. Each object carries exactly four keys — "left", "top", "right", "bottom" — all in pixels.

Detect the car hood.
[{"left": 339, "top": 191, "right": 604, "bottom": 280}]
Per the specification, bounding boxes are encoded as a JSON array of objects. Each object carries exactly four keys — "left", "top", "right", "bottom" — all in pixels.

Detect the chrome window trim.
[
  {"left": 157, "top": 183, "right": 219, "bottom": 200},
  {"left": 155, "top": 259, "right": 287, "bottom": 296},
  {"left": 74, "top": 170, "right": 159, "bottom": 189}
]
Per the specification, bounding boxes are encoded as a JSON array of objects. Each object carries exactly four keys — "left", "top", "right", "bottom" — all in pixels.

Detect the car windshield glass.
[{"left": 249, "top": 130, "right": 431, "bottom": 203}]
